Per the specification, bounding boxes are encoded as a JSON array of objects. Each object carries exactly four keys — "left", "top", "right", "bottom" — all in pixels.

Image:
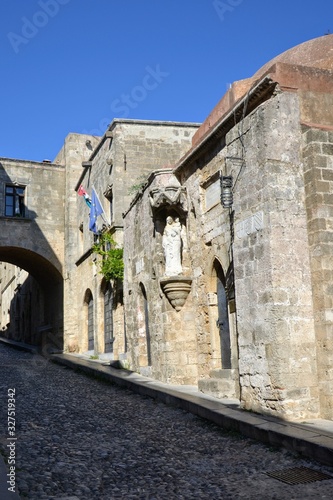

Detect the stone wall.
[
  {"left": 0, "top": 157, "right": 67, "bottom": 346},
  {"left": 0, "top": 158, "right": 65, "bottom": 273},
  {"left": 178, "top": 147, "right": 239, "bottom": 388},
  {"left": 124, "top": 171, "right": 198, "bottom": 384},
  {"left": 230, "top": 92, "right": 319, "bottom": 418},
  {"left": 122, "top": 91, "right": 331, "bottom": 417},
  {"left": 70, "top": 120, "right": 199, "bottom": 358},
  {"left": 173, "top": 90, "right": 322, "bottom": 419},
  {"left": 301, "top": 119, "right": 333, "bottom": 419},
  {"left": 55, "top": 133, "right": 100, "bottom": 353}
]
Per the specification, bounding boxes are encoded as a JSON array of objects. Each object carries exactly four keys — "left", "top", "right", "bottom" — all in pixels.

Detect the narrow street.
[{"left": 0, "top": 344, "right": 332, "bottom": 500}]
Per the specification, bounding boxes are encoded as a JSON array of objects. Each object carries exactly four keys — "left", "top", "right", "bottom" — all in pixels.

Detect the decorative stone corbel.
[{"left": 160, "top": 277, "right": 192, "bottom": 311}]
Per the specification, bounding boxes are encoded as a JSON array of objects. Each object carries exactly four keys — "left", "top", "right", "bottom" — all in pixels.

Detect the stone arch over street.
[
  {"left": 0, "top": 246, "right": 63, "bottom": 352},
  {"left": 0, "top": 157, "right": 66, "bottom": 352}
]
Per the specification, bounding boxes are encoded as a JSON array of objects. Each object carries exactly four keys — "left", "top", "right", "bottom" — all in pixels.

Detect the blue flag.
[{"left": 89, "top": 189, "right": 104, "bottom": 234}]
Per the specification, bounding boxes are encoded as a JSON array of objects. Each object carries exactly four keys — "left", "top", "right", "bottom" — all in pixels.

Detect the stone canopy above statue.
[{"left": 149, "top": 175, "right": 187, "bottom": 214}]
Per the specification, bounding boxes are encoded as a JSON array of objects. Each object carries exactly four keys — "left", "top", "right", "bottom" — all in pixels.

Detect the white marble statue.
[{"left": 162, "top": 216, "right": 182, "bottom": 276}]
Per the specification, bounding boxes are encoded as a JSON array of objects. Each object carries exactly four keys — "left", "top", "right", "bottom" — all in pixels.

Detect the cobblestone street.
[{"left": 1, "top": 344, "right": 333, "bottom": 500}]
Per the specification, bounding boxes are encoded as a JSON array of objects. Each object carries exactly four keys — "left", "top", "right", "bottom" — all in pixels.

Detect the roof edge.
[{"left": 173, "top": 75, "right": 277, "bottom": 175}]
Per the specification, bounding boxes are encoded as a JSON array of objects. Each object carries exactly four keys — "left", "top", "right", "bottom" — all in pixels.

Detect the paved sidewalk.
[{"left": 49, "top": 352, "right": 333, "bottom": 468}]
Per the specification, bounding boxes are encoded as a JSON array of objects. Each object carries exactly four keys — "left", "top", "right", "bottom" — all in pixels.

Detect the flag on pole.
[
  {"left": 77, "top": 185, "right": 91, "bottom": 207},
  {"left": 89, "top": 188, "right": 104, "bottom": 234}
]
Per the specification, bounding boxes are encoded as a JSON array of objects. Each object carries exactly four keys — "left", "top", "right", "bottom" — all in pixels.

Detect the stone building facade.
[
  {"left": 0, "top": 121, "right": 198, "bottom": 357},
  {"left": 0, "top": 156, "right": 68, "bottom": 351},
  {"left": 123, "top": 35, "right": 333, "bottom": 420},
  {"left": 1, "top": 35, "right": 333, "bottom": 421},
  {"left": 123, "top": 170, "right": 198, "bottom": 383},
  {"left": 55, "top": 119, "right": 199, "bottom": 358}
]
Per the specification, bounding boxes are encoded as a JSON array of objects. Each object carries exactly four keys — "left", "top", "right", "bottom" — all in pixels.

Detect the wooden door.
[{"left": 216, "top": 267, "right": 231, "bottom": 369}]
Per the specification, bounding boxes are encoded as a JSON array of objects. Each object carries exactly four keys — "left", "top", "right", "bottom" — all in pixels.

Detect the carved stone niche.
[
  {"left": 160, "top": 277, "right": 192, "bottom": 311},
  {"left": 151, "top": 176, "right": 191, "bottom": 311}
]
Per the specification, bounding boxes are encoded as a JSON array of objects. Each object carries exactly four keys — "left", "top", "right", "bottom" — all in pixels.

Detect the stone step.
[
  {"left": 198, "top": 370, "right": 240, "bottom": 399},
  {"left": 210, "top": 368, "right": 239, "bottom": 380}
]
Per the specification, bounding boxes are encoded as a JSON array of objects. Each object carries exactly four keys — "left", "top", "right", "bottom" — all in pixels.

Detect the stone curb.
[
  {"left": 49, "top": 353, "right": 333, "bottom": 468},
  {"left": 0, "top": 337, "right": 38, "bottom": 354}
]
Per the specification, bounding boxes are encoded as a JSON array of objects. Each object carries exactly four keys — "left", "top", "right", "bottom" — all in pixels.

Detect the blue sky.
[{"left": 1, "top": 0, "right": 332, "bottom": 162}]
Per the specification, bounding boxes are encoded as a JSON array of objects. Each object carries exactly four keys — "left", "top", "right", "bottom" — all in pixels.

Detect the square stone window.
[{"left": 5, "top": 184, "right": 25, "bottom": 217}]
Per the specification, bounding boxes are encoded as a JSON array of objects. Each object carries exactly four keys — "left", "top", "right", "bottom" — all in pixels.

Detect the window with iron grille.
[{"left": 5, "top": 185, "right": 25, "bottom": 217}]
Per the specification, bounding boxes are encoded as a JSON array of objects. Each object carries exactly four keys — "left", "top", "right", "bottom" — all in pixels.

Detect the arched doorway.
[
  {"left": 84, "top": 290, "right": 94, "bottom": 351},
  {"left": 200, "top": 258, "right": 239, "bottom": 399},
  {"left": 210, "top": 259, "right": 232, "bottom": 370},
  {"left": 104, "top": 282, "right": 114, "bottom": 353},
  {"left": 215, "top": 261, "right": 231, "bottom": 369},
  {"left": 140, "top": 283, "right": 151, "bottom": 367}
]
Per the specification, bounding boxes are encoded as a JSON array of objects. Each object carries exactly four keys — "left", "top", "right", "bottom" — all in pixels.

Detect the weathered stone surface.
[
  {"left": 0, "top": 156, "right": 69, "bottom": 349},
  {"left": 1, "top": 36, "right": 333, "bottom": 423},
  {"left": 121, "top": 47, "right": 333, "bottom": 420}
]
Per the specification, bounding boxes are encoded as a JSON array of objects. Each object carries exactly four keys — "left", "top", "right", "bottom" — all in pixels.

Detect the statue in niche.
[{"left": 162, "top": 216, "right": 182, "bottom": 276}]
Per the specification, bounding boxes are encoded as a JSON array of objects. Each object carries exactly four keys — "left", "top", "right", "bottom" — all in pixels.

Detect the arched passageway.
[{"left": 0, "top": 246, "right": 63, "bottom": 353}]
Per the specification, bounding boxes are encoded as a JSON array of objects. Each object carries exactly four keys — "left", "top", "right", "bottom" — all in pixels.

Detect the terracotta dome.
[
  {"left": 190, "top": 35, "right": 333, "bottom": 149},
  {"left": 254, "top": 34, "right": 333, "bottom": 78}
]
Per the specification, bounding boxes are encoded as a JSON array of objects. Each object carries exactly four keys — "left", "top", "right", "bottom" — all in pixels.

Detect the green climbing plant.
[
  {"left": 92, "top": 232, "right": 124, "bottom": 282},
  {"left": 128, "top": 174, "right": 149, "bottom": 195}
]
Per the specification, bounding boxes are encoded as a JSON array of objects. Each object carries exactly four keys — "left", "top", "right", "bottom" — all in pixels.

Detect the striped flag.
[
  {"left": 77, "top": 185, "right": 86, "bottom": 196},
  {"left": 77, "top": 185, "right": 91, "bottom": 207}
]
